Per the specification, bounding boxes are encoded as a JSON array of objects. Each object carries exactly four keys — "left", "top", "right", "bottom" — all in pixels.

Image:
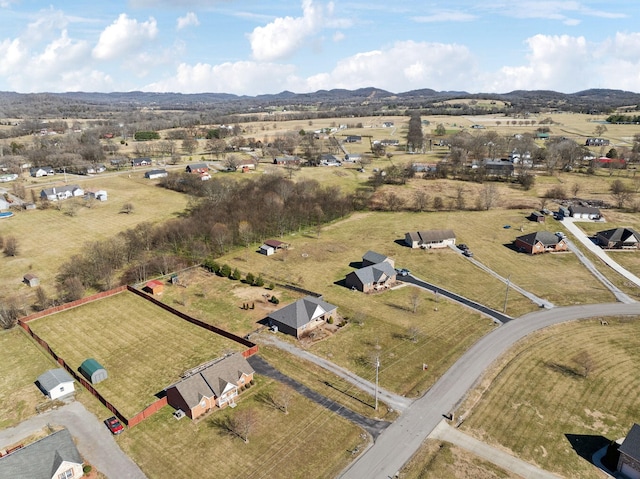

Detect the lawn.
[
  {"left": 401, "top": 439, "right": 520, "bottom": 479},
  {"left": 26, "top": 291, "right": 245, "bottom": 417},
  {"left": 459, "top": 317, "right": 640, "bottom": 479},
  {"left": 118, "top": 375, "right": 364, "bottom": 479},
  {"left": 0, "top": 327, "right": 58, "bottom": 429},
  {"left": 0, "top": 173, "right": 189, "bottom": 300}
]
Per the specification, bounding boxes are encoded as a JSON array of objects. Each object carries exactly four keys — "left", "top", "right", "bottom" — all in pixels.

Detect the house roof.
[
  {"left": 146, "top": 169, "right": 167, "bottom": 176},
  {"left": 79, "top": 358, "right": 105, "bottom": 376},
  {"left": 23, "top": 273, "right": 38, "bottom": 281},
  {"left": 41, "top": 185, "right": 82, "bottom": 196},
  {"left": 146, "top": 280, "right": 164, "bottom": 288},
  {"left": 619, "top": 423, "right": 640, "bottom": 461},
  {"left": 516, "top": 231, "right": 562, "bottom": 247},
  {"left": 0, "top": 428, "right": 82, "bottom": 479},
  {"left": 268, "top": 295, "right": 337, "bottom": 329},
  {"left": 264, "top": 239, "right": 286, "bottom": 248},
  {"left": 569, "top": 205, "right": 601, "bottom": 215},
  {"left": 37, "top": 368, "right": 74, "bottom": 392},
  {"left": 350, "top": 262, "right": 396, "bottom": 285},
  {"left": 416, "top": 229, "right": 456, "bottom": 243},
  {"left": 597, "top": 227, "right": 640, "bottom": 243},
  {"left": 187, "top": 163, "right": 208, "bottom": 170},
  {"left": 169, "top": 353, "right": 254, "bottom": 409},
  {"left": 362, "top": 250, "right": 388, "bottom": 264},
  {"left": 405, "top": 231, "right": 421, "bottom": 243}
]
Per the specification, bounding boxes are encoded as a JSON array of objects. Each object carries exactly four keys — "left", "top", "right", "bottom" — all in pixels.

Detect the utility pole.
[
  {"left": 374, "top": 355, "right": 380, "bottom": 411},
  {"left": 503, "top": 275, "right": 511, "bottom": 313}
]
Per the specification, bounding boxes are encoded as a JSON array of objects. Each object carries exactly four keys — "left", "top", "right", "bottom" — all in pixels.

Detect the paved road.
[
  {"left": 400, "top": 275, "right": 513, "bottom": 324},
  {"left": 0, "top": 401, "right": 146, "bottom": 479},
  {"left": 429, "top": 420, "right": 563, "bottom": 479},
  {"left": 563, "top": 217, "right": 640, "bottom": 291},
  {"left": 256, "top": 334, "right": 412, "bottom": 412},
  {"left": 248, "top": 355, "right": 390, "bottom": 439},
  {"left": 339, "top": 302, "right": 640, "bottom": 478}
]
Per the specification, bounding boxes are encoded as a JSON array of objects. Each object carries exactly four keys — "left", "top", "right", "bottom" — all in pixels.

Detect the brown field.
[
  {"left": 458, "top": 317, "right": 640, "bottom": 479},
  {"left": 118, "top": 376, "right": 364, "bottom": 479},
  {"left": 0, "top": 327, "right": 58, "bottom": 429},
  {"left": 26, "top": 291, "right": 245, "bottom": 417}
]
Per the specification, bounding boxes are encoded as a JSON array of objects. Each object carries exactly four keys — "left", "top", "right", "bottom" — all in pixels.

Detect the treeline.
[
  {"left": 56, "top": 175, "right": 356, "bottom": 294},
  {"left": 606, "top": 114, "right": 640, "bottom": 124}
]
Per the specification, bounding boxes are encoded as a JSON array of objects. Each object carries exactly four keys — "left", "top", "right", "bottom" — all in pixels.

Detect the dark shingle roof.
[
  {"left": 351, "top": 262, "right": 396, "bottom": 285},
  {"left": 516, "top": 231, "right": 561, "bottom": 247},
  {"left": 268, "top": 296, "right": 337, "bottom": 329},
  {"left": 417, "top": 229, "right": 456, "bottom": 243},
  {"left": 37, "top": 368, "right": 74, "bottom": 392},
  {"left": 362, "top": 250, "right": 388, "bottom": 264},
  {"left": 597, "top": 227, "right": 640, "bottom": 243},
  {"left": 0, "top": 428, "right": 82, "bottom": 478},
  {"left": 620, "top": 423, "right": 640, "bottom": 461},
  {"left": 569, "top": 205, "right": 600, "bottom": 215}
]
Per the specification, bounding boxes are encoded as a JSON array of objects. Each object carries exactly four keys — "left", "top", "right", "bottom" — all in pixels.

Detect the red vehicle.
[{"left": 105, "top": 416, "right": 124, "bottom": 435}]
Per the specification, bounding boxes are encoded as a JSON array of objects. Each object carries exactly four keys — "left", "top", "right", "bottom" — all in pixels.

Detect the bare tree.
[
  {"left": 0, "top": 297, "right": 25, "bottom": 329},
  {"left": 120, "top": 202, "right": 135, "bottom": 214},
  {"left": 273, "top": 384, "right": 295, "bottom": 414},
  {"left": 409, "top": 289, "right": 421, "bottom": 313},
  {"left": 571, "top": 183, "right": 581, "bottom": 198},
  {"left": 34, "top": 286, "right": 51, "bottom": 311},
  {"left": 610, "top": 179, "right": 633, "bottom": 209},
  {"left": 3, "top": 236, "right": 19, "bottom": 256},
  {"left": 406, "top": 326, "right": 420, "bottom": 343},
  {"left": 572, "top": 351, "right": 595, "bottom": 378},
  {"left": 477, "top": 184, "right": 499, "bottom": 211},
  {"left": 413, "top": 190, "right": 430, "bottom": 212},
  {"left": 228, "top": 408, "right": 258, "bottom": 443}
]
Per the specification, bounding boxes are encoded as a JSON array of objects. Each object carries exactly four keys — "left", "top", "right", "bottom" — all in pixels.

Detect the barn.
[
  {"left": 79, "top": 358, "right": 108, "bottom": 384},
  {"left": 143, "top": 279, "right": 164, "bottom": 295}
]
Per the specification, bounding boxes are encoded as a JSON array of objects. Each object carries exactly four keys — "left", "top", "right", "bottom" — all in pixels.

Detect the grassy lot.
[
  {"left": 26, "top": 291, "right": 244, "bottom": 417},
  {"left": 0, "top": 327, "right": 59, "bottom": 429},
  {"left": 118, "top": 375, "right": 364, "bottom": 479},
  {"left": 401, "top": 439, "right": 520, "bottom": 479},
  {"left": 458, "top": 317, "right": 640, "bottom": 479},
  {"left": 0, "top": 173, "right": 189, "bottom": 300},
  {"left": 257, "top": 344, "right": 398, "bottom": 421}
]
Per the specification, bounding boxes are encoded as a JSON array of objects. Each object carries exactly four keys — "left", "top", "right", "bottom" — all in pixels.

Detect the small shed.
[
  {"left": 23, "top": 274, "right": 40, "bottom": 287},
  {"left": 529, "top": 211, "right": 545, "bottom": 223},
  {"left": 260, "top": 244, "right": 275, "bottom": 256},
  {"left": 79, "top": 358, "right": 108, "bottom": 384},
  {"left": 37, "top": 368, "right": 75, "bottom": 400},
  {"left": 144, "top": 279, "right": 164, "bottom": 295}
]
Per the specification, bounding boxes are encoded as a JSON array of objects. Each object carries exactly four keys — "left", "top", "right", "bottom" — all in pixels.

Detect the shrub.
[
  {"left": 203, "top": 258, "right": 220, "bottom": 273},
  {"left": 327, "top": 316, "right": 334, "bottom": 324},
  {"left": 83, "top": 464, "right": 92, "bottom": 474},
  {"left": 254, "top": 275, "right": 265, "bottom": 287},
  {"left": 220, "top": 264, "right": 231, "bottom": 278},
  {"left": 245, "top": 272, "right": 255, "bottom": 285},
  {"left": 231, "top": 268, "right": 242, "bottom": 280},
  {"left": 267, "top": 282, "right": 275, "bottom": 290},
  {"left": 269, "top": 296, "right": 279, "bottom": 304}
]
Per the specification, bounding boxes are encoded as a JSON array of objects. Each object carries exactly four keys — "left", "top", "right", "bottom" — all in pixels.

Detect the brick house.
[
  {"left": 596, "top": 228, "right": 640, "bottom": 249},
  {"left": 267, "top": 296, "right": 337, "bottom": 338},
  {"left": 514, "top": 231, "right": 568, "bottom": 254}
]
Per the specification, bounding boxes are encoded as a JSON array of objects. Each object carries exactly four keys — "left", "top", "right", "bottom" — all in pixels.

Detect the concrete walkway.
[
  {"left": 429, "top": 420, "right": 563, "bottom": 479},
  {"left": 255, "top": 334, "right": 412, "bottom": 412},
  {"left": 0, "top": 401, "right": 146, "bottom": 479}
]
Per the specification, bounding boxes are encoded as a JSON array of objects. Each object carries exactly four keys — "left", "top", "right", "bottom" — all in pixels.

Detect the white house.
[
  {"left": 569, "top": 205, "right": 601, "bottom": 220},
  {"left": 405, "top": 229, "right": 456, "bottom": 249},
  {"left": 40, "top": 185, "right": 84, "bottom": 202},
  {"left": 145, "top": 169, "right": 168, "bottom": 179},
  {"left": 37, "top": 369, "right": 75, "bottom": 400}
]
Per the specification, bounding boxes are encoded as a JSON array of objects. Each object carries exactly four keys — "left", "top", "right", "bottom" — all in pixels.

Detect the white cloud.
[
  {"left": 92, "top": 14, "right": 158, "bottom": 61},
  {"left": 145, "top": 61, "right": 297, "bottom": 94},
  {"left": 177, "top": 12, "right": 199, "bottom": 30},
  {"left": 0, "top": 38, "right": 27, "bottom": 75},
  {"left": 300, "top": 41, "right": 477, "bottom": 93},
  {"left": 248, "top": 0, "right": 348, "bottom": 61},
  {"left": 413, "top": 11, "right": 476, "bottom": 23}
]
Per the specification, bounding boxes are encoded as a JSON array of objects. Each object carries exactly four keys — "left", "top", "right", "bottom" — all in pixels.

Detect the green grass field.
[
  {"left": 26, "top": 291, "right": 245, "bottom": 416},
  {"left": 0, "top": 327, "right": 58, "bottom": 429},
  {"left": 459, "top": 318, "right": 640, "bottom": 479},
  {"left": 118, "top": 375, "right": 364, "bottom": 479}
]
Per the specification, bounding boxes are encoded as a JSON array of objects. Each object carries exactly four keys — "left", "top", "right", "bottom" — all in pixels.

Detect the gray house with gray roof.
[
  {"left": 37, "top": 368, "right": 75, "bottom": 400},
  {"left": 362, "top": 250, "right": 394, "bottom": 268},
  {"left": 0, "top": 428, "right": 83, "bottom": 479},
  {"left": 267, "top": 295, "right": 337, "bottom": 338},
  {"left": 345, "top": 261, "right": 397, "bottom": 293},
  {"left": 166, "top": 353, "right": 254, "bottom": 419},
  {"left": 405, "top": 229, "right": 456, "bottom": 249}
]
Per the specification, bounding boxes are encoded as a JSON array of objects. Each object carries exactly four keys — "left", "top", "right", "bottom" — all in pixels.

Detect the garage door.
[{"left": 621, "top": 463, "right": 640, "bottom": 479}]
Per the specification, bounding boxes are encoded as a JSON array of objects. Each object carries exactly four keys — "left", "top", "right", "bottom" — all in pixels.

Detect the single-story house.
[
  {"left": 131, "top": 157, "right": 151, "bottom": 167},
  {"left": 345, "top": 261, "right": 397, "bottom": 293},
  {"left": 344, "top": 154, "right": 362, "bottom": 162},
  {"left": 78, "top": 164, "right": 106, "bottom": 175},
  {"left": 618, "top": 423, "right": 640, "bottom": 479},
  {"left": 320, "top": 154, "right": 341, "bottom": 166},
  {"left": 482, "top": 160, "right": 514, "bottom": 177},
  {"left": 40, "top": 185, "right": 84, "bottom": 202},
  {"left": 259, "top": 239, "right": 289, "bottom": 255},
  {"left": 143, "top": 280, "right": 164, "bottom": 295},
  {"left": 166, "top": 353, "right": 254, "bottom": 419},
  {"left": 569, "top": 205, "right": 601, "bottom": 220},
  {"left": 405, "top": 229, "right": 456, "bottom": 249},
  {"left": 380, "top": 139, "right": 400, "bottom": 146},
  {"left": 345, "top": 135, "right": 362, "bottom": 143},
  {"left": 267, "top": 295, "right": 338, "bottom": 339},
  {"left": 85, "top": 189, "right": 107, "bottom": 201},
  {"left": 29, "top": 166, "right": 55, "bottom": 177},
  {"left": 273, "top": 156, "right": 301, "bottom": 166},
  {"left": 596, "top": 227, "right": 640, "bottom": 249},
  {"left": 362, "top": 250, "right": 394, "bottom": 268},
  {"left": 79, "top": 358, "right": 107, "bottom": 384},
  {"left": 382, "top": 121, "right": 394, "bottom": 128},
  {"left": 529, "top": 211, "right": 545, "bottom": 223},
  {"left": 237, "top": 159, "right": 257, "bottom": 171},
  {"left": 0, "top": 428, "right": 83, "bottom": 479},
  {"left": 37, "top": 368, "right": 75, "bottom": 400},
  {"left": 514, "top": 231, "right": 568, "bottom": 254},
  {"left": 23, "top": 274, "right": 40, "bottom": 287},
  {"left": 145, "top": 169, "right": 168, "bottom": 179},
  {"left": 185, "top": 163, "right": 209, "bottom": 174},
  {"left": 585, "top": 137, "right": 610, "bottom": 146}
]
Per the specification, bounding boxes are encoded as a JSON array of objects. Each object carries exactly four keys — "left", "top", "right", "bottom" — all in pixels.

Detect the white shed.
[
  {"left": 37, "top": 368, "right": 75, "bottom": 400},
  {"left": 260, "top": 244, "right": 275, "bottom": 256}
]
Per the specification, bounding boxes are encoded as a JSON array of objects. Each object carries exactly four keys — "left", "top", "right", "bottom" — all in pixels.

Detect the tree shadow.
[
  {"left": 208, "top": 414, "right": 234, "bottom": 437},
  {"left": 254, "top": 390, "right": 279, "bottom": 410},
  {"left": 546, "top": 361, "right": 582, "bottom": 379},
  {"left": 565, "top": 433, "right": 611, "bottom": 465}
]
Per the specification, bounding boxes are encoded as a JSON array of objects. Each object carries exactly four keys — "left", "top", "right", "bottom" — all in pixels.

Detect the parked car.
[
  {"left": 555, "top": 231, "right": 566, "bottom": 238},
  {"left": 397, "top": 268, "right": 410, "bottom": 277},
  {"left": 457, "top": 244, "right": 469, "bottom": 251},
  {"left": 463, "top": 250, "right": 474, "bottom": 258},
  {"left": 105, "top": 416, "right": 124, "bottom": 435}
]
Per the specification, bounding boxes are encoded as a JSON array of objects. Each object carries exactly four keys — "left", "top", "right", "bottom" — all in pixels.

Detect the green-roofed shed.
[{"left": 79, "top": 358, "right": 108, "bottom": 384}]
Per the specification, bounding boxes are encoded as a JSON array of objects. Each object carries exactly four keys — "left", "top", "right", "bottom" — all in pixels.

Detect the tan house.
[
  {"left": 267, "top": 296, "right": 337, "bottom": 338},
  {"left": 405, "top": 229, "right": 456, "bottom": 249},
  {"left": 166, "top": 353, "right": 255, "bottom": 419}
]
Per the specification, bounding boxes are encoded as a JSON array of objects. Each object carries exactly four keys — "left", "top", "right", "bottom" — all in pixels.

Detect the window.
[
  {"left": 60, "top": 386, "right": 64, "bottom": 392},
  {"left": 58, "top": 469, "right": 74, "bottom": 479}
]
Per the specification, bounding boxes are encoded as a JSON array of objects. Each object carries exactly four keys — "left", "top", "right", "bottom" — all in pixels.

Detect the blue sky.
[{"left": 0, "top": 0, "right": 639, "bottom": 94}]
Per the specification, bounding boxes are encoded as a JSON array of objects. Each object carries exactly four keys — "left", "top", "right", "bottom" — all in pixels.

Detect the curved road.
[{"left": 339, "top": 302, "right": 640, "bottom": 478}]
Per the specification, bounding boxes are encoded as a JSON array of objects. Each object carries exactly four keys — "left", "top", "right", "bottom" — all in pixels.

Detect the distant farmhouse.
[
  {"left": 30, "top": 166, "right": 55, "bottom": 177},
  {"left": 145, "top": 169, "right": 168, "bottom": 179},
  {"left": 585, "top": 137, "right": 610, "bottom": 146},
  {"left": 514, "top": 231, "right": 568, "bottom": 255},
  {"left": 40, "top": 185, "right": 84, "bottom": 202},
  {"left": 405, "top": 229, "right": 456, "bottom": 249},
  {"left": 131, "top": 157, "right": 152, "bottom": 167},
  {"left": 273, "top": 156, "right": 301, "bottom": 166}
]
